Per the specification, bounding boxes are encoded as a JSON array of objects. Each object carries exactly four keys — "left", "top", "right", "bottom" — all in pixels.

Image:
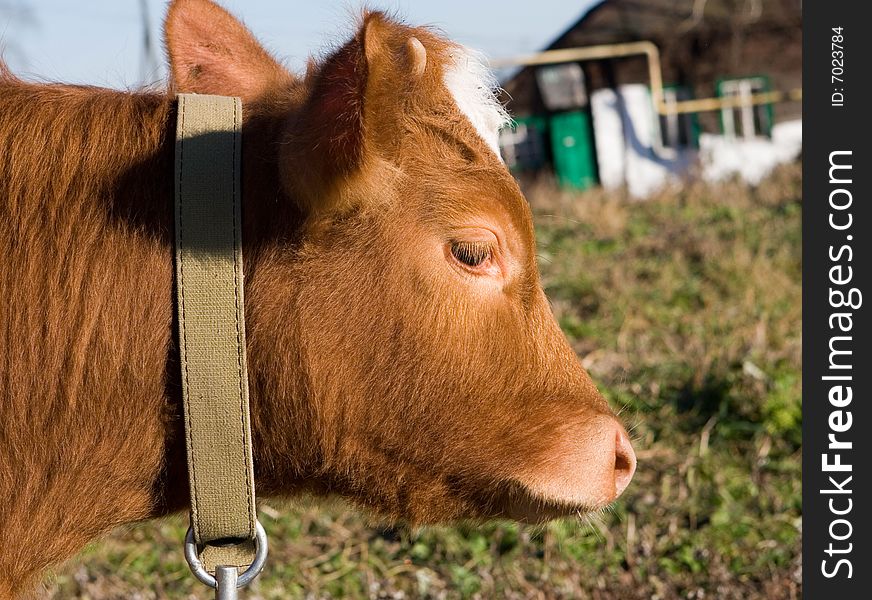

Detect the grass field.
[{"left": 43, "top": 165, "right": 802, "bottom": 599}]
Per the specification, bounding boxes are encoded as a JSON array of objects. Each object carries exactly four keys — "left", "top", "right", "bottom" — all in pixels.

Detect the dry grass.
[{"left": 41, "top": 165, "right": 802, "bottom": 599}]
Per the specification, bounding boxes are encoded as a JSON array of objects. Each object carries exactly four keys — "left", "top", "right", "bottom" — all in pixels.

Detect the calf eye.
[{"left": 450, "top": 241, "right": 492, "bottom": 268}]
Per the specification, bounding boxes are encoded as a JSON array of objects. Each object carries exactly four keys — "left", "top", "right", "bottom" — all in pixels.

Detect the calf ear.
[
  {"left": 164, "top": 0, "right": 291, "bottom": 101},
  {"left": 287, "top": 12, "right": 427, "bottom": 203}
]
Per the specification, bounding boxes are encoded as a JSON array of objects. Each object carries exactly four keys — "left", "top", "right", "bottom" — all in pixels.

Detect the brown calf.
[{"left": 0, "top": 0, "right": 635, "bottom": 595}]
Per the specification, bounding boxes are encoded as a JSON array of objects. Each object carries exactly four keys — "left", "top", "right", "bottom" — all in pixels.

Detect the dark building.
[{"left": 498, "top": 0, "right": 802, "bottom": 190}]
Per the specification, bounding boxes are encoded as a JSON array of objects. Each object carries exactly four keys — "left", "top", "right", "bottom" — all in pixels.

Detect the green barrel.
[{"left": 549, "top": 110, "right": 598, "bottom": 190}]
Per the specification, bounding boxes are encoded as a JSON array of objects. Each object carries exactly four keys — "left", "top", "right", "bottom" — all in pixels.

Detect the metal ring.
[{"left": 184, "top": 520, "right": 269, "bottom": 589}]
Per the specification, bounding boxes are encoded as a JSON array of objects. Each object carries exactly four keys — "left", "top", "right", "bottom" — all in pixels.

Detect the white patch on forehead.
[{"left": 443, "top": 47, "right": 511, "bottom": 160}]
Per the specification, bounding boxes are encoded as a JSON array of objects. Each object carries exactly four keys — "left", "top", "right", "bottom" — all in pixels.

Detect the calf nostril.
[{"left": 614, "top": 428, "right": 637, "bottom": 497}]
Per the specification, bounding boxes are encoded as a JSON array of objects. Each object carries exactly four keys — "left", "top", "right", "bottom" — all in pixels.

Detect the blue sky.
[{"left": 2, "top": 0, "right": 598, "bottom": 87}]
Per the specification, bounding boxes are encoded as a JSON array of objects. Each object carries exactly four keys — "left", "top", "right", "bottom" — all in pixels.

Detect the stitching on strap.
[
  {"left": 176, "top": 95, "right": 202, "bottom": 538},
  {"left": 230, "top": 97, "right": 255, "bottom": 539}
]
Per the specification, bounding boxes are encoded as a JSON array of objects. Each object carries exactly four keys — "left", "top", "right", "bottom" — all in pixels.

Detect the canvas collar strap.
[{"left": 174, "top": 93, "right": 266, "bottom": 591}]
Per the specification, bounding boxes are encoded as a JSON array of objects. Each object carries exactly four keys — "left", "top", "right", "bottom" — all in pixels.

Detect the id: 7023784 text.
[{"left": 832, "top": 26, "right": 845, "bottom": 107}]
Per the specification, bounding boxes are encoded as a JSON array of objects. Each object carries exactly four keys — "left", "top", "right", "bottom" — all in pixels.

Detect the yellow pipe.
[
  {"left": 491, "top": 42, "right": 801, "bottom": 116},
  {"left": 661, "top": 89, "right": 802, "bottom": 114},
  {"left": 492, "top": 41, "right": 674, "bottom": 156},
  {"left": 490, "top": 41, "right": 666, "bottom": 113}
]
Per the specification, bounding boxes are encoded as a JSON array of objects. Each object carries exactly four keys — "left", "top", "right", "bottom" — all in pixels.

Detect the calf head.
[{"left": 165, "top": 0, "right": 635, "bottom": 524}]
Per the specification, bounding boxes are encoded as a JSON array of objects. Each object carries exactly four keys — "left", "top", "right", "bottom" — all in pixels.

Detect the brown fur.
[{"left": 0, "top": 1, "right": 632, "bottom": 596}]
